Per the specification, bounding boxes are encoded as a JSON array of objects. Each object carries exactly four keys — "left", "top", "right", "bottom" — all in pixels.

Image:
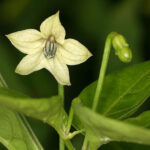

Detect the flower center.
[{"left": 43, "top": 35, "right": 57, "bottom": 59}]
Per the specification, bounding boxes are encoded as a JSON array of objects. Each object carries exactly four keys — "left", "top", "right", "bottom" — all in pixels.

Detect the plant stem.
[
  {"left": 58, "top": 84, "right": 65, "bottom": 106},
  {"left": 65, "top": 140, "right": 75, "bottom": 150},
  {"left": 92, "top": 32, "right": 116, "bottom": 111},
  {"left": 58, "top": 84, "right": 65, "bottom": 150},
  {"left": 58, "top": 84, "right": 76, "bottom": 150},
  {"left": 59, "top": 138, "right": 65, "bottom": 150},
  {"left": 66, "top": 106, "right": 74, "bottom": 133},
  {"left": 0, "top": 74, "right": 8, "bottom": 88},
  {"left": 81, "top": 136, "right": 89, "bottom": 150}
]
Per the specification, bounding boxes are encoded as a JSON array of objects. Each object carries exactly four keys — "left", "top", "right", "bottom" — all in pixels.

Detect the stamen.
[{"left": 43, "top": 35, "right": 57, "bottom": 59}]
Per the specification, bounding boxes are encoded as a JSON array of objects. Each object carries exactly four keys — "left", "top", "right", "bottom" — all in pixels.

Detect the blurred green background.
[{"left": 0, "top": 0, "right": 150, "bottom": 149}]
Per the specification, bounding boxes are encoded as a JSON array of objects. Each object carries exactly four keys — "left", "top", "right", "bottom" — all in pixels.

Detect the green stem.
[
  {"left": 58, "top": 84, "right": 76, "bottom": 150},
  {"left": 59, "top": 138, "right": 65, "bottom": 150},
  {"left": 65, "top": 140, "right": 75, "bottom": 150},
  {"left": 58, "top": 84, "right": 65, "bottom": 106},
  {"left": 58, "top": 84, "right": 65, "bottom": 150},
  {"left": 0, "top": 74, "right": 8, "bottom": 88},
  {"left": 81, "top": 137, "right": 89, "bottom": 150},
  {"left": 92, "top": 32, "right": 116, "bottom": 111},
  {"left": 66, "top": 106, "right": 74, "bottom": 133}
]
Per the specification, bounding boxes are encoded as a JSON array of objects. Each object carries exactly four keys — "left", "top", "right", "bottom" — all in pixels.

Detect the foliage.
[{"left": 0, "top": 0, "right": 150, "bottom": 150}]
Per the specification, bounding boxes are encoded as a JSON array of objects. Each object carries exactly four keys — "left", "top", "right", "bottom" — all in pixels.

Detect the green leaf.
[
  {"left": 0, "top": 74, "right": 71, "bottom": 143},
  {"left": 73, "top": 102, "right": 150, "bottom": 149},
  {"left": 79, "top": 61, "right": 150, "bottom": 119},
  {"left": 0, "top": 87, "right": 62, "bottom": 125},
  {"left": 101, "top": 142, "right": 150, "bottom": 150},
  {"left": 0, "top": 107, "right": 43, "bottom": 150},
  {"left": 125, "top": 111, "right": 150, "bottom": 128},
  {"left": 0, "top": 85, "right": 69, "bottom": 140},
  {"left": 0, "top": 74, "right": 69, "bottom": 140},
  {"left": 0, "top": 74, "right": 43, "bottom": 150}
]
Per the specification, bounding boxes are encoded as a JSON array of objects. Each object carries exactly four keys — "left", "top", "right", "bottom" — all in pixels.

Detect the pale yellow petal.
[
  {"left": 44, "top": 56, "right": 70, "bottom": 85},
  {"left": 40, "top": 11, "right": 66, "bottom": 44},
  {"left": 15, "top": 51, "right": 43, "bottom": 75},
  {"left": 57, "top": 39, "right": 92, "bottom": 65},
  {"left": 6, "top": 29, "right": 45, "bottom": 54}
]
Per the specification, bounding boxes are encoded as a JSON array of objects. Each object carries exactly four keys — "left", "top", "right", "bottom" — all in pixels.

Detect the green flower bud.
[
  {"left": 112, "top": 34, "right": 128, "bottom": 50},
  {"left": 112, "top": 33, "right": 132, "bottom": 63},
  {"left": 116, "top": 47, "right": 132, "bottom": 63}
]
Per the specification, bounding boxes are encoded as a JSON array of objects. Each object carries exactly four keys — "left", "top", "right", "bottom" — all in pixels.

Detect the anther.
[{"left": 43, "top": 35, "right": 57, "bottom": 59}]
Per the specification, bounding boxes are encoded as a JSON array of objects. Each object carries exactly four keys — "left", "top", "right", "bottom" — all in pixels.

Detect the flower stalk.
[
  {"left": 92, "top": 32, "right": 116, "bottom": 111},
  {"left": 92, "top": 32, "right": 132, "bottom": 111},
  {"left": 58, "top": 84, "right": 65, "bottom": 150}
]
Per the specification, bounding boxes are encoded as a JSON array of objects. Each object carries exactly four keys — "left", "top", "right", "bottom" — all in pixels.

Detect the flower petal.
[
  {"left": 6, "top": 29, "right": 45, "bottom": 54},
  {"left": 44, "top": 56, "right": 70, "bottom": 85},
  {"left": 40, "top": 11, "right": 66, "bottom": 44},
  {"left": 57, "top": 39, "right": 92, "bottom": 65},
  {"left": 15, "top": 51, "right": 44, "bottom": 75}
]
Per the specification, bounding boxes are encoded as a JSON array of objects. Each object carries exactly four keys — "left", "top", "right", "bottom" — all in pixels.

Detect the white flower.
[{"left": 6, "top": 11, "right": 92, "bottom": 85}]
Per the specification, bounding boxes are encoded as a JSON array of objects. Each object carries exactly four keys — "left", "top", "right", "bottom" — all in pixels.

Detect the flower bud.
[
  {"left": 116, "top": 47, "right": 132, "bottom": 63},
  {"left": 112, "top": 34, "right": 132, "bottom": 63}
]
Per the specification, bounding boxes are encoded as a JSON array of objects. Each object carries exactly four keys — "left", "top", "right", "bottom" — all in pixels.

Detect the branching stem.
[{"left": 58, "top": 84, "right": 76, "bottom": 150}]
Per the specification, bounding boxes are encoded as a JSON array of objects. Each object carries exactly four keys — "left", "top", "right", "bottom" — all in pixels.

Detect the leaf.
[
  {"left": 0, "top": 73, "right": 43, "bottom": 150},
  {"left": 100, "top": 142, "right": 150, "bottom": 150},
  {"left": 73, "top": 102, "right": 150, "bottom": 149},
  {"left": 0, "top": 107, "right": 43, "bottom": 150},
  {"left": 0, "top": 74, "right": 69, "bottom": 140},
  {"left": 0, "top": 86, "right": 69, "bottom": 140},
  {"left": 124, "top": 111, "right": 150, "bottom": 128},
  {"left": 0, "top": 87, "right": 62, "bottom": 124},
  {"left": 78, "top": 61, "right": 150, "bottom": 119}
]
